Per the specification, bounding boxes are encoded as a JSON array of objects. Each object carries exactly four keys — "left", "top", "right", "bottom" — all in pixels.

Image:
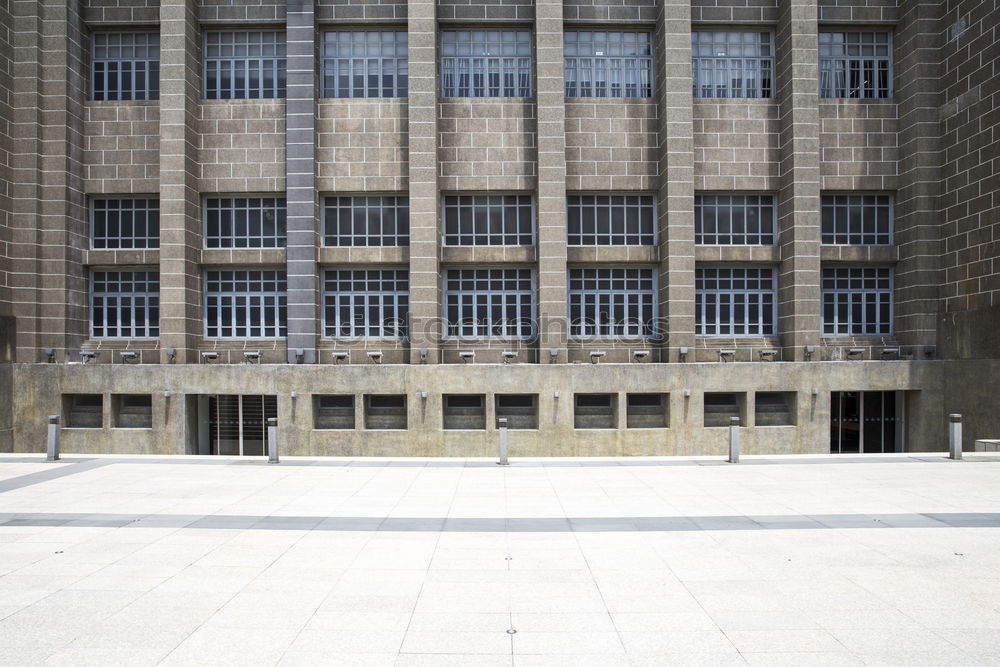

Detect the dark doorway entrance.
[
  {"left": 207, "top": 395, "right": 277, "bottom": 456},
  {"left": 831, "top": 391, "right": 900, "bottom": 453}
]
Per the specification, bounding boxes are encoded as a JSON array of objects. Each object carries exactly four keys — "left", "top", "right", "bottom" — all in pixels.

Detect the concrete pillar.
[
  {"left": 657, "top": 1, "right": 696, "bottom": 362},
  {"left": 46, "top": 415, "right": 60, "bottom": 461},
  {"left": 407, "top": 0, "right": 441, "bottom": 364},
  {"left": 776, "top": 0, "right": 821, "bottom": 360},
  {"left": 728, "top": 416, "right": 740, "bottom": 463},
  {"left": 285, "top": 0, "right": 318, "bottom": 364},
  {"left": 158, "top": 0, "right": 203, "bottom": 363},
  {"left": 534, "top": 0, "right": 568, "bottom": 360},
  {"left": 948, "top": 413, "right": 962, "bottom": 460}
]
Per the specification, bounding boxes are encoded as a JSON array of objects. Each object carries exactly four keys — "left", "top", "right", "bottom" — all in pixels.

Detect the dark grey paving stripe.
[
  {"left": 0, "top": 459, "right": 113, "bottom": 494},
  {"left": 1, "top": 512, "right": 999, "bottom": 532}
]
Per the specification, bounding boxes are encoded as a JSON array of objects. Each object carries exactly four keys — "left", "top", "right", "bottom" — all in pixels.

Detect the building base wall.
[{"left": 9, "top": 361, "right": 949, "bottom": 457}]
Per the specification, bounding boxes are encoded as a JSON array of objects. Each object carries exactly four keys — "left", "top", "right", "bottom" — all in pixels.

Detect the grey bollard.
[
  {"left": 497, "top": 418, "right": 509, "bottom": 466},
  {"left": 728, "top": 416, "right": 740, "bottom": 463},
  {"left": 267, "top": 417, "right": 279, "bottom": 464},
  {"left": 46, "top": 415, "right": 60, "bottom": 462},
  {"left": 948, "top": 414, "right": 962, "bottom": 460}
]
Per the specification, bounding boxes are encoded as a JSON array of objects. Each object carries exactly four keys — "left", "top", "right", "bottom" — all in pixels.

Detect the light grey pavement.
[{"left": 1, "top": 453, "right": 1000, "bottom": 666}]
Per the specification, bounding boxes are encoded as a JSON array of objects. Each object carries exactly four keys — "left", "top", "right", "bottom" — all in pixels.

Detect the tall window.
[
  {"left": 204, "top": 31, "right": 286, "bottom": 99},
  {"left": 205, "top": 197, "right": 286, "bottom": 249},
  {"left": 821, "top": 194, "right": 892, "bottom": 245},
  {"left": 568, "top": 267, "right": 656, "bottom": 338},
  {"left": 322, "top": 31, "right": 408, "bottom": 98},
  {"left": 204, "top": 269, "right": 287, "bottom": 339},
  {"left": 91, "top": 270, "right": 159, "bottom": 339},
  {"left": 822, "top": 267, "right": 892, "bottom": 335},
  {"left": 323, "top": 196, "right": 409, "bottom": 247},
  {"left": 92, "top": 32, "right": 160, "bottom": 101},
  {"left": 695, "top": 195, "right": 776, "bottom": 245},
  {"left": 691, "top": 31, "right": 773, "bottom": 99},
  {"left": 442, "top": 195, "right": 533, "bottom": 246},
  {"left": 696, "top": 266, "right": 776, "bottom": 336},
  {"left": 444, "top": 268, "right": 534, "bottom": 339},
  {"left": 564, "top": 31, "right": 653, "bottom": 98},
  {"left": 323, "top": 269, "right": 409, "bottom": 339},
  {"left": 568, "top": 195, "right": 655, "bottom": 246},
  {"left": 440, "top": 30, "right": 533, "bottom": 98},
  {"left": 91, "top": 199, "right": 159, "bottom": 249},
  {"left": 819, "top": 31, "right": 891, "bottom": 99}
]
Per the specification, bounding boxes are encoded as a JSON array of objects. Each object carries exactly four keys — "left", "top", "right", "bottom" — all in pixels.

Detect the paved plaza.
[{"left": 1, "top": 453, "right": 1000, "bottom": 666}]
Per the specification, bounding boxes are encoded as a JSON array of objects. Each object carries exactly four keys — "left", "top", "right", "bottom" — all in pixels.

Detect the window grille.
[
  {"left": 568, "top": 267, "right": 657, "bottom": 338},
  {"left": 91, "top": 199, "right": 159, "bottom": 249},
  {"left": 821, "top": 194, "right": 892, "bottom": 245},
  {"left": 204, "top": 269, "right": 287, "bottom": 339},
  {"left": 92, "top": 32, "right": 160, "bottom": 101},
  {"left": 323, "top": 269, "right": 409, "bottom": 339},
  {"left": 322, "top": 31, "right": 408, "bottom": 98},
  {"left": 819, "top": 31, "right": 891, "bottom": 99},
  {"left": 442, "top": 195, "right": 533, "bottom": 246},
  {"left": 696, "top": 266, "right": 776, "bottom": 336},
  {"left": 90, "top": 270, "right": 160, "bottom": 339},
  {"left": 691, "top": 31, "right": 773, "bottom": 99},
  {"left": 564, "top": 31, "right": 653, "bottom": 98},
  {"left": 444, "top": 268, "right": 534, "bottom": 339},
  {"left": 567, "top": 195, "right": 655, "bottom": 246},
  {"left": 822, "top": 266, "right": 892, "bottom": 335},
  {"left": 323, "top": 196, "right": 409, "bottom": 247},
  {"left": 205, "top": 197, "right": 286, "bottom": 249},
  {"left": 440, "top": 30, "right": 533, "bottom": 98},
  {"left": 204, "top": 31, "right": 286, "bottom": 99},
  {"left": 695, "top": 194, "right": 776, "bottom": 245}
]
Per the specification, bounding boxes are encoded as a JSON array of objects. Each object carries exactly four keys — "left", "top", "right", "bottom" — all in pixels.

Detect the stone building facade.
[{"left": 0, "top": 0, "right": 997, "bottom": 456}]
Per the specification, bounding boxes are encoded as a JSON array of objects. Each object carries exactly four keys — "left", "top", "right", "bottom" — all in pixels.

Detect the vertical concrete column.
[
  {"left": 159, "top": 0, "right": 203, "bottom": 364},
  {"left": 656, "top": 1, "right": 696, "bottom": 362},
  {"left": 407, "top": 0, "right": 441, "bottom": 364},
  {"left": 534, "top": 0, "right": 568, "bottom": 360},
  {"left": 285, "top": 0, "right": 318, "bottom": 364},
  {"left": 776, "top": 0, "right": 821, "bottom": 360},
  {"left": 894, "top": 2, "right": 944, "bottom": 352}
]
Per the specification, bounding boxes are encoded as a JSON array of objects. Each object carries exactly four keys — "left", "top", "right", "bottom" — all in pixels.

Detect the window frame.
[
  {"left": 442, "top": 267, "right": 536, "bottom": 340},
  {"left": 322, "top": 195, "right": 410, "bottom": 247},
  {"left": 567, "top": 266, "right": 659, "bottom": 340},
  {"left": 203, "top": 30, "right": 287, "bottom": 100},
  {"left": 91, "top": 31, "right": 160, "bottom": 101},
  {"left": 439, "top": 29, "right": 535, "bottom": 98},
  {"left": 694, "top": 193, "right": 777, "bottom": 246},
  {"left": 441, "top": 194, "right": 535, "bottom": 247},
  {"left": 691, "top": 30, "right": 774, "bottom": 99},
  {"left": 321, "top": 30, "right": 408, "bottom": 99},
  {"left": 819, "top": 30, "right": 893, "bottom": 99},
  {"left": 821, "top": 193, "right": 893, "bottom": 246},
  {"left": 563, "top": 29, "right": 655, "bottom": 99},
  {"left": 90, "top": 269, "right": 160, "bottom": 340},
  {"left": 203, "top": 196, "right": 287, "bottom": 249},
  {"left": 695, "top": 265, "right": 778, "bottom": 337},
  {"left": 203, "top": 268, "right": 288, "bottom": 340},
  {"left": 567, "top": 193, "right": 657, "bottom": 246},
  {"left": 90, "top": 197, "right": 160, "bottom": 250},
  {"left": 322, "top": 267, "right": 410, "bottom": 341},
  {"left": 821, "top": 265, "right": 894, "bottom": 336}
]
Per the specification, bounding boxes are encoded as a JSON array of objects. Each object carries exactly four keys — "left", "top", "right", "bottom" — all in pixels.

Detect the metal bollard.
[
  {"left": 267, "top": 417, "right": 279, "bottom": 464},
  {"left": 948, "top": 413, "right": 962, "bottom": 460},
  {"left": 46, "top": 415, "right": 60, "bottom": 462},
  {"left": 728, "top": 416, "right": 740, "bottom": 463},
  {"left": 497, "top": 418, "right": 509, "bottom": 466}
]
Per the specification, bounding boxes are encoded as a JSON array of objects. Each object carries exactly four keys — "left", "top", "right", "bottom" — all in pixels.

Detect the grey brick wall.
[
  {"left": 316, "top": 101, "right": 407, "bottom": 193},
  {"left": 85, "top": 103, "right": 160, "bottom": 192},
  {"left": 439, "top": 101, "right": 537, "bottom": 191}
]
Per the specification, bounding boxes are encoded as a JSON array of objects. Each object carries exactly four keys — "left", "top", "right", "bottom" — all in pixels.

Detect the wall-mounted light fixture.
[
  {"left": 80, "top": 351, "right": 98, "bottom": 364},
  {"left": 548, "top": 348, "right": 559, "bottom": 363},
  {"left": 419, "top": 391, "right": 428, "bottom": 400},
  {"left": 120, "top": 351, "right": 138, "bottom": 363},
  {"left": 419, "top": 348, "right": 428, "bottom": 364},
  {"left": 553, "top": 391, "right": 560, "bottom": 399},
  {"left": 718, "top": 349, "right": 735, "bottom": 362},
  {"left": 243, "top": 351, "right": 260, "bottom": 364},
  {"left": 294, "top": 348, "right": 305, "bottom": 364},
  {"left": 880, "top": 347, "right": 899, "bottom": 358},
  {"left": 847, "top": 347, "right": 864, "bottom": 360},
  {"left": 811, "top": 388, "right": 819, "bottom": 396},
  {"left": 163, "top": 390, "right": 172, "bottom": 399},
  {"left": 201, "top": 351, "right": 219, "bottom": 362},
  {"left": 44, "top": 348, "right": 55, "bottom": 363},
  {"left": 683, "top": 388, "right": 691, "bottom": 398},
  {"left": 164, "top": 348, "right": 176, "bottom": 363},
  {"left": 758, "top": 349, "right": 777, "bottom": 362},
  {"left": 501, "top": 351, "right": 517, "bottom": 364},
  {"left": 589, "top": 350, "right": 606, "bottom": 364},
  {"left": 333, "top": 351, "right": 349, "bottom": 364},
  {"left": 678, "top": 346, "right": 689, "bottom": 363},
  {"left": 459, "top": 351, "right": 475, "bottom": 363},
  {"left": 367, "top": 351, "right": 383, "bottom": 364},
  {"left": 804, "top": 345, "right": 815, "bottom": 361},
  {"left": 632, "top": 350, "right": 649, "bottom": 362}
]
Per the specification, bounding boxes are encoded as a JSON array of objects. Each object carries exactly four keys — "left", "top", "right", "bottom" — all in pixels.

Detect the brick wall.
[
  {"left": 316, "top": 100, "right": 407, "bottom": 193},
  {"left": 819, "top": 101, "right": 898, "bottom": 191},
  {"left": 564, "top": 0, "right": 657, "bottom": 22},
  {"left": 691, "top": 0, "right": 779, "bottom": 24},
  {"left": 198, "top": 101, "right": 285, "bottom": 193},
  {"left": 694, "top": 100, "right": 780, "bottom": 191},
  {"left": 84, "top": 103, "right": 160, "bottom": 193},
  {"left": 439, "top": 100, "right": 536, "bottom": 191},
  {"left": 437, "top": 0, "right": 533, "bottom": 21},
  {"left": 565, "top": 100, "right": 657, "bottom": 191}
]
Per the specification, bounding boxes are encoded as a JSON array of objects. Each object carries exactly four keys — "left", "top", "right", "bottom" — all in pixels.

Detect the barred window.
[
  {"left": 821, "top": 194, "right": 892, "bottom": 245},
  {"left": 822, "top": 266, "right": 892, "bottom": 335},
  {"left": 92, "top": 32, "right": 160, "bottom": 101},
  {"left": 322, "top": 31, "right": 407, "bottom": 98},
  {"left": 444, "top": 268, "right": 534, "bottom": 339},
  {"left": 205, "top": 197, "right": 286, "bottom": 249},
  {"left": 204, "top": 31, "right": 285, "bottom": 99},
  {"left": 91, "top": 199, "right": 159, "bottom": 249},
  {"left": 696, "top": 266, "right": 776, "bottom": 336},
  {"left": 691, "top": 31, "right": 773, "bottom": 99},
  {"left": 204, "top": 269, "right": 287, "bottom": 339},
  {"left": 323, "top": 269, "right": 409, "bottom": 339},
  {"left": 568, "top": 195, "right": 655, "bottom": 246},
  {"left": 695, "top": 195, "right": 776, "bottom": 245},
  {"left": 568, "top": 267, "right": 657, "bottom": 338},
  {"left": 440, "top": 30, "right": 533, "bottom": 98},
  {"left": 323, "top": 196, "right": 409, "bottom": 247},
  {"left": 819, "top": 32, "right": 891, "bottom": 99},
  {"left": 564, "top": 31, "right": 653, "bottom": 98},
  {"left": 443, "top": 195, "right": 533, "bottom": 246},
  {"left": 91, "top": 270, "right": 159, "bottom": 339}
]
